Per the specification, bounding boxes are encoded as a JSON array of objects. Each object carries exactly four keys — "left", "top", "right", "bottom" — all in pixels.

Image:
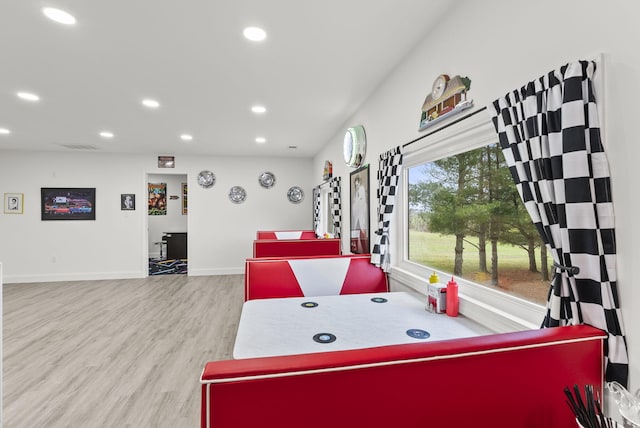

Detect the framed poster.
[
  {"left": 148, "top": 183, "right": 167, "bottom": 215},
  {"left": 41, "top": 188, "right": 95, "bottom": 220},
  {"left": 4, "top": 193, "right": 24, "bottom": 214},
  {"left": 350, "top": 165, "right": 369, "bottom": 254}
]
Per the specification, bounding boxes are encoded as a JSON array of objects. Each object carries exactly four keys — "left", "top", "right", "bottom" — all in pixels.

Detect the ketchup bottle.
[{"left": 446, "top": 276, "right": 459, "bottom": 317}]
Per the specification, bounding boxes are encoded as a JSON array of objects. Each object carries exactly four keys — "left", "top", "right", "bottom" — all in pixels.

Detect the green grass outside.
[{"left": 409, "top": 230, "right": 551, "bottom": 279}]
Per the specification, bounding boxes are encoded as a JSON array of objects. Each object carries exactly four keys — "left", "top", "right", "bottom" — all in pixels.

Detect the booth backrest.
[
  {"left": 201, "top": 325, "right": 605, "bottom": 428},
  {"left": 253, "top": 238, "right": 341, "bottom": 258},
  {"left": 245, "top": 254, "right": 388, "bottom": 301},
  {"left": 256, "top": 230, "right": 317, "bottom": 240}
]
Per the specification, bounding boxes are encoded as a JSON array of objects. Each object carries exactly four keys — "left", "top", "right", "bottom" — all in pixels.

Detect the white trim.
[{"left": 200, "top": 334, "right": 605, "bottom": 385}]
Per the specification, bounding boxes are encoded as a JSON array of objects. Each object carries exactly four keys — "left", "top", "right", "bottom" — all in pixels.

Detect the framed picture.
[
  {"left": 182, "top": 182, "right": 188, "bottom": 215},
  {"left": 350, "top": 165, "right": 370, "bottom": 254},
  {"left": 4, "top": 193, "right": 24, "bottom": 214},
  {"left": 41, "top": 188, "right": 96, "bottom": 220},
  {"left": 121, "top": 194, "right": 135, "bottom": 210}
]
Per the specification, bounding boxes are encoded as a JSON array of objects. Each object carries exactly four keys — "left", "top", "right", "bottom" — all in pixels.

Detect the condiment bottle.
[{"left": 446, "top": 276, "right": 459, "bottom": 317}]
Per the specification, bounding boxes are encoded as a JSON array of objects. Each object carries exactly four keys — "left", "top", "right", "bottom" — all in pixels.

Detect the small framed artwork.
[
  {"left": 121, "top": 194, "right": 135, "bottom": 210},
  {"left": 4, "top": 193, "right": 24, "bottom": 214},
  {"left": 350, "top": 165, "right": 370, "bottom": 254}
]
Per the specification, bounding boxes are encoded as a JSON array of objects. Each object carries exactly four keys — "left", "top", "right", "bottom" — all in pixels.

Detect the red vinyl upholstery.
[
  {"left": 253, "top": 238, "right": 341, "bottom": 258},
  {"left": 256, "top": 230, "right": 317, "bottom": 239},
  {"left": 244, "top": 254, "right": 388, "bottom": 301},
  {"left": 201, "top": 325, "right": 605, "bottom": 428}
]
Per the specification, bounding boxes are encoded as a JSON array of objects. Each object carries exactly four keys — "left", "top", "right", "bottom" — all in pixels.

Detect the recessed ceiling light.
[
  {"left": 42, "top": 7, "right": 77, "bottom": 25},
  {"left": 255, "top": 137, "right": 266, "bottom": 143},
  {"left": 142, "top": 99, "right": 160, "bottom": 108},
  {"left": 17, "top": 92, "right": 40, "bottom": 102},
  {"left": 99, "top": 131, "right": 114, "bottom": 138},
  {"left": 243, "top": 27, "right": 267, "bottom": 42},
  {"left": 180, "top": 134, "right": 193, "bottom": 141},
  {"left": 251, "top": 105, "right": 266, "bottom": 114},
  {"left": 0, "top": 128, "right": 10, "bottom": 135}
]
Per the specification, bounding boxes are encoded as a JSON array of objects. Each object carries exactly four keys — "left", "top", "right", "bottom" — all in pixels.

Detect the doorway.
[{"left": 147, "top": 173, "right": 188, "bottom": 275}]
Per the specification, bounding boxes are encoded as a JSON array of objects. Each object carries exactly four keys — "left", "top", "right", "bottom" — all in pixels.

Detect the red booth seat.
[
  {"left": 253, "top": 238, "right": 341, "bottom": 258},
  {"left": 256, "top": 230, "right": 317, "bottom": 240},
  {"left": 244, "top": 254, "right": 388, "bottom": 301},
  {"left": 201, "top": 325, "right": 605, "bottom": 428}
]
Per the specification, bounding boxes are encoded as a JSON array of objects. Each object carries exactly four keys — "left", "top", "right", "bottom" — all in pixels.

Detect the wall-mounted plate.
[
  {"left": 197, "top": 170, "right": 216, "bottom": 188},
  {"left": 287, "top": 186, "right": 304, "bottom": 204},
  {"left": 229, "top": 186, "right": 247, "bottom": 204},
  {"left": 258, "top": 171, "right": 276, "bottom": 188}
]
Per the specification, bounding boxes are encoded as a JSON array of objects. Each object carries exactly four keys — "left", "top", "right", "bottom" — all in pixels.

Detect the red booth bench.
[
  {"left": 201, "top": 325, "right": 605, "bottom": 428},
  {"left": 244, "top": 254, "right": 388, "bottom": 301},
  {"left": 253, "top": 238, "right": 341, "bottom": 258},
  {"left": 256, "top": 230, "right": 317, "bottom": 240}
]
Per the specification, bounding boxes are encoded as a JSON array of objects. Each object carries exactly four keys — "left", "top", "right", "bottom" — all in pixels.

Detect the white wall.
[
  {"left": 313, "top": 0, "right": 640, "bottom": 392},
  {"left": 0, "top": 151, "right": 314, "bottom": 281},
  {"left": 147, "top": 173, "right": 188, "bottom": 258}
]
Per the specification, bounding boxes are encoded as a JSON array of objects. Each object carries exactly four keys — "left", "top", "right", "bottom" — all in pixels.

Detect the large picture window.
[{"left": 407, "top": 144, "right": 551, "bottom": 305}]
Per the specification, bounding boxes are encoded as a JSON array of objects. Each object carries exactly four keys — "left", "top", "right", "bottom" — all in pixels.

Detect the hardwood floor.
[{"left": 3, "top": 275, "right": 244, "bottom": 427}]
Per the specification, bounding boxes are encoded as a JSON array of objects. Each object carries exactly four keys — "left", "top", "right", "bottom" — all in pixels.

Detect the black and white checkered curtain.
[
  {"left": 371, "top": 146, "right": 403, "bottom": 272},
  {"left": 490, "top": 60, "right": 627, "bottom": 385},
  {"left": 312, "top": 187, "right": 321, "bottom": 237},
  {"left": 329, "top": 177, "right": 342, "bottom": 239}
]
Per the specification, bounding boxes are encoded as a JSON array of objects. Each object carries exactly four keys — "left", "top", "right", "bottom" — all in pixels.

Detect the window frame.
[{"left": 390, "top": 111, "right": 545, "bottom": 332}]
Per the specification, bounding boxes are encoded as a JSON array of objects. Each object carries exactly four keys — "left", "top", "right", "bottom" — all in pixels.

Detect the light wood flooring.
[{"left": 3, "top": 274, "right": 244, "bottom": 427}]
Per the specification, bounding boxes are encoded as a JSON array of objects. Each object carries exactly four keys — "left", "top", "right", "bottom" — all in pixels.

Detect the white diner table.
[{"left": 233, "top": 291, "right": 489, "bottom": 359}]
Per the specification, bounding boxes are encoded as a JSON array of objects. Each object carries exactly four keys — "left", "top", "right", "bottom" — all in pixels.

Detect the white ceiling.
[{"left": 0, "top": 1, "right": 455, "bottom": 158}]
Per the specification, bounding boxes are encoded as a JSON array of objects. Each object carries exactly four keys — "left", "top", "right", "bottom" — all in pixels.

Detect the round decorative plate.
[
  {"left": 228, "top": 186, "right": 247, "bottom": 204},
  {"left": 287, "top": 186, "right": 304, "bottom": 203},
  {"left": 197, "top": 170, "right": 216, "bottom": 188},
  {"left": 258, "top": 171, "right": 276, "bottom": 188}
]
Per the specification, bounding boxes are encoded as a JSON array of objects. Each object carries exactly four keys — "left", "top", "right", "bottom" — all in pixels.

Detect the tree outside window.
[{"left": 407, "top": 143, "right": 551, "bottom": 305}]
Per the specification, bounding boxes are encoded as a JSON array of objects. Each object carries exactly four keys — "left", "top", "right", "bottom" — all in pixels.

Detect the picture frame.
[
  {"left": 349, "top": 165, "right": 370, "bottom": 254},
  {"left": 41, "top": 188, "right": 96, "bottom": 220},
  {"left": 182, "top": 182, "right": 188, "bottom": 215},
  {"left": 4, "top": 193, "right": 24, "bottom": 214},
  {"left": 121, "top": 194, "right": 135, "bottom": 210}
]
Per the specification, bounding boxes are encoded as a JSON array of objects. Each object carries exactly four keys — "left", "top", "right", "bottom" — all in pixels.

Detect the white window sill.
[{"left": 389, "top": 266, "right": 546, "bottom": 333}]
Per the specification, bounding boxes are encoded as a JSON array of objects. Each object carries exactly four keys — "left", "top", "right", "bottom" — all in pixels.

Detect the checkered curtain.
[
  {"left": 329, "top": 177, "right": 342, "bottom": 239},
  {"left": 489, "top": 60, "right": 627, "bottom": 385},
  {"left": 312, "top": 187, "right": 321, "bottom": 237},
  {"left": 371, "top": 146, "right": 403, "bottom": 272}
]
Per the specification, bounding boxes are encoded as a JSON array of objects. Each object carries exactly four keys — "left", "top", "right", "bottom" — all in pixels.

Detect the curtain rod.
[{"left": 402, "top": 106, "right": 488, "bottom": 149}]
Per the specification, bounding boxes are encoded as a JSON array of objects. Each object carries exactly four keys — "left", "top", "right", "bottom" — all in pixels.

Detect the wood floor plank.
[{"left": 3, "top": 275, "right": 244, "bottom": 427}]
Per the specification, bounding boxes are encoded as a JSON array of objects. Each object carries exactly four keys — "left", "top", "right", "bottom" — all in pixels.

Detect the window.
[
  {"left": 391, "top": 114, "right": 546, "bottom": 332},
  {"left": 407, "top": 144, "right": 550, "bottom": 305}
]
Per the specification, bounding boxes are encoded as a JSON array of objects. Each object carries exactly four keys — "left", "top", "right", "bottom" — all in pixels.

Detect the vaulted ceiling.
[{"left": 0, "top": 1, "right": 456, "bottom": 157}]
